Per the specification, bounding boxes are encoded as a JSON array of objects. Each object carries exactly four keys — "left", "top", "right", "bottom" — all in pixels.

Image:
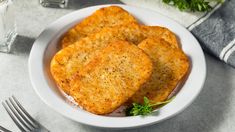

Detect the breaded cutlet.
[
  {"left": 70, "top": 41, "right": 153, "bottom": 114},
  {"left": 130, "top": 38, "right": 189, "bottom": 104},
  {"left": 61, "top": 6, "right": 138, "bottom": 48}
]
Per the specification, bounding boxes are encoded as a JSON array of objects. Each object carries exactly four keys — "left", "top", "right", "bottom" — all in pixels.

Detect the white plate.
[{"left": 28, "top": 4, "right": 206, "bottom": 129}]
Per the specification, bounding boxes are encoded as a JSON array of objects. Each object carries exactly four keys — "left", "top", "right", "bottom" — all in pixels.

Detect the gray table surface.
[{"left": 0, "top": 0, "right": 235, "bottom": 132}]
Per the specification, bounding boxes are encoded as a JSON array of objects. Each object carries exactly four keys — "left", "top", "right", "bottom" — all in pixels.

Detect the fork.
[
  {"left": 0, "top": 125, "right": 12, "bottom": 132},
  {"left": 2, "top": 96, "right": 50, "bottom": 132}
]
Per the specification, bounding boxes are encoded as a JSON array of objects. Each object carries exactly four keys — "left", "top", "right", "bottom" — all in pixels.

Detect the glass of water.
[{"left": 0, "top": 0, "right": 17, "bottom": 53}]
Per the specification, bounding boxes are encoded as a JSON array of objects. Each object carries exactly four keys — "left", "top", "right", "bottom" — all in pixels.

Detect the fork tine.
[
  {"left": 2, "top": 102, "right": 26, "bottom": 132},
  {"left": 12, "top": 96, "right": 38, "bottom": 125},
  {"left": 9, "top": 97, "right": 38, "bottom": 128},
  {"left": 0, "top": 125, "right": 12, "bottom": 132},
  {"left": 5, "top": 100, "right": 33, "bottom": 131}
]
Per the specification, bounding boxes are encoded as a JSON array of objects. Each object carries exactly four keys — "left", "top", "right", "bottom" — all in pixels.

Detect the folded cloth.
[
  {"left": 190, "top": 0, "right": 235, "bottom": 67},
  {"left": 121, "top": 0, "right": 235, "bottom": 67}
]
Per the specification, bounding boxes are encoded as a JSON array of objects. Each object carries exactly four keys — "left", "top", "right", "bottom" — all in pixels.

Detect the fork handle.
[{"left": 0, "top": 125, "right": 12, "bottom": 132}]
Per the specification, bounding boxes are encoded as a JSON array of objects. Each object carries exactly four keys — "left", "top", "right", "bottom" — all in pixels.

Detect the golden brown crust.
[
  {"left": 61, "top": 5, "right": 179, "bottom": 48},
  {"left": 130, "top": 38, "right": 189, "bottom": 103},
  {"left": 61, "top": 6, "right": 138, "bottom": 48},
  {"left": 141, "top": 25, "right": 179, "bottom": 48},
  {"left": 50, "top": 44, "right": 87, "bottom": 94},
  {"left": 69, "top": 41, "right": 153, "bottom": 114},
  {"left": 51, "top": 23, "right": 179, "bottom": 95}
]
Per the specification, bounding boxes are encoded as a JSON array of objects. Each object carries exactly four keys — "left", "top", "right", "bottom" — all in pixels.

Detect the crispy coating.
[
  {"left": 69, "top": 41, "right": 153, "bottom": 114},
  {"left": 130, "top": 38, "right": 189, "bottom": 104},
  {"left": 50, "top": 23, "right": 178, "bottom": 94},
  {"left": 61, "top": 6, "right": 138, "bottom": 48}
]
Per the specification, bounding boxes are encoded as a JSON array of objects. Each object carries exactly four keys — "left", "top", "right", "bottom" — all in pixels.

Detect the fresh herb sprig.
[
  {"left": 162, "top": 0, "right": 223, "bottom": 12},
  {"left": 126, "top": 96, "right": 175, "bottom": 116}
]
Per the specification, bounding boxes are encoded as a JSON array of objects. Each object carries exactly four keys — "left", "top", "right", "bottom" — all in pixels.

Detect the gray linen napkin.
[{"left": 190, "top": 0, "right": 235, "bottom": 67}]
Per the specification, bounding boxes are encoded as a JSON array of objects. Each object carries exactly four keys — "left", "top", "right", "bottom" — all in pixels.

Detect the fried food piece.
[
  {"left": 70, "top": 41, "right": 153, "bottom": 115},
  {"left": 142, "top": 25, "right": 178, "bottom": 48},
  {"left": 61, "top": 6, "right": 138, "bottom": 48},
  {"left": 130, "top": 38, "right": 189, "bottom": 104},
  {"left": 50, "top": 23, "right": 178, "bottom": 94}
]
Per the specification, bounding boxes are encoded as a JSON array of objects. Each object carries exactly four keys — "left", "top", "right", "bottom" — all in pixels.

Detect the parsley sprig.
[
  {"left": 162, "top": 0, "right": 223, "bottom": 12},
  {"left": 126, "top": 96, "right": 175, "bottom": 116}
]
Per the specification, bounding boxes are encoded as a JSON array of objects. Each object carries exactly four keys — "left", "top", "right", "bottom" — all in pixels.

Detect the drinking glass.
[
  {"left": 39, "top": 0, "right": 68, "bottom": 8},
  {"left": 0, "top": 0, "right": 16, "bottom": 53}
]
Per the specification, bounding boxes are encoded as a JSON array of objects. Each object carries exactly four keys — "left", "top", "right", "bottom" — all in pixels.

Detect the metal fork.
[
  {"left": 0, "top": 125, "right": 12, "bottom": 132},
  {"left": 2, "top": 96, "right": 50, "bottom": 132}
]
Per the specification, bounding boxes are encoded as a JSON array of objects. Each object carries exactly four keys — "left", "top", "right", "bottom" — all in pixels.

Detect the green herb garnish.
[
  {"left": 126, "top": 96, "right": 175, "bottom": 116},
  {"left": 162, "top": 0, "right": 223, "bottom": 12}
]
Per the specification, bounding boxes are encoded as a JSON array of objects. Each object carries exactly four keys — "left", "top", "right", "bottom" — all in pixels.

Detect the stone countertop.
[{"left": 0, "top": 0, "right": 235, "bottom": 132}]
